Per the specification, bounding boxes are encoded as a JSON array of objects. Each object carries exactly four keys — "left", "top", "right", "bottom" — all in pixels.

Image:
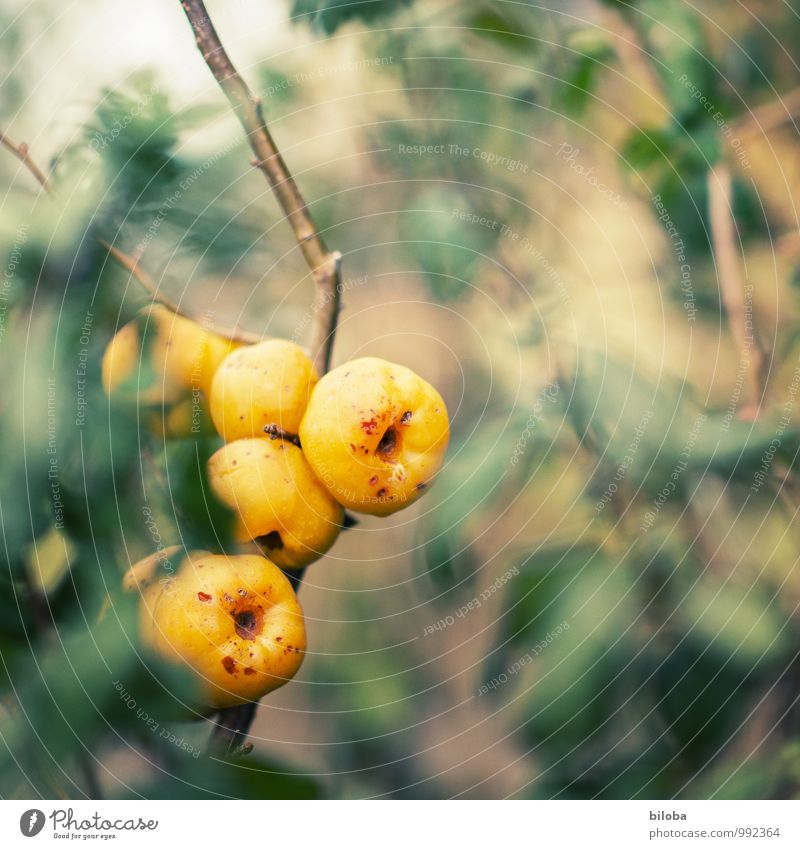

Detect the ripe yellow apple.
[
  {"left": 207, "top": 438, "right": 343, "bottom": 569},
  {"left": 209, "top": 339, "right": 317, "bottom": 441},
  {"left": 102, "top": 320, "right": 142, "bottom": 397},
  {"left": 102, "top": 305, "right": 242, "bottom": 406},
  {"left": 299, "top": 357, "right": 449, "bottom": 516},
  {"left": 142, "top": 396, "right": 216, "bottom": 439},
  {"left": 128, "top": 550, "right": 306, "bottom": 709}
]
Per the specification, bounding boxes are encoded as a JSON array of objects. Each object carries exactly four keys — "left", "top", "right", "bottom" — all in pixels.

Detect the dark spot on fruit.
[
  {"left": 276, "top": 636, "right": 283, "bottom": 642},
  {"left": 237, "top": 587, "right": 248, "bottom": 597},
  {"left": 239, "top": 415, "right": 244, "bottom": 420},
  {"left": 222, "top": 656, "right": 236, "bottom": 674},
  {"left": 377, "top": 488, "right": 387, "bottom": 498},
  {"left": 234, "top": 609, "right": 261, "bottom": 640},
  {"left": 416, "top": 482, "right": 428, "bottom": 491},
  {"left": 244, "top": 667, "right": 256, "bottom": 676},
  {"left": 223, "top": 593, "right": 234, "bottom": 603},
  {"left": 258, "top": 530, "right": 284, "bottom": 550},
  {"left": 350, "top": 443, "right": 357, "bottom": 452},
  {"left": 197, "top": 591, "right": 212, "bottom": 602},
  {"left": 376, "top": 426, "right": 401, "bottom": 462},
  {"left": 369, "top": 475, "right": 379, "bottom": 486},
  {"left": 400, "top": 410, "right": 412, "bottom": 424}
]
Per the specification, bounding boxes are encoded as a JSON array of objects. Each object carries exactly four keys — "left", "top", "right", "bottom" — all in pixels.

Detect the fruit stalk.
[
  {"left": 208, "top": 703, "right": 256, "bottom": 758},
  {"left": 179, "top": 0, "right": 343, "bottom": 375}
]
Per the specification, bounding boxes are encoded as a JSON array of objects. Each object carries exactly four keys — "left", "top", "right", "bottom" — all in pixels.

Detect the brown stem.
[
  {"left": 263, "top": 423, "right": 302, "bottom": 447},
  {"left": 179, "top": 0, "right": 346, "bottom": 754},
  {"left": 179, "top": 0, "right": 342, "bottom": 375},
  {"left": 99, "top": 240, "right": 182, "bottom": 313},
  {"left": 209, "top": 702, "right": 257, "bottom": 758},
  {"left": 707, "top": 163, "right": 765, "bottom": 418}
]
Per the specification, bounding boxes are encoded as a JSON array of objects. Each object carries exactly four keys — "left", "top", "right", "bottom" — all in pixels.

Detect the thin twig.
[
  {"left": 707, "top": 163, "right": 765, "bottom": 419},
  {"left": 734, "top": 86, "right": 800, "bottom": 140},
  {"left": 179, "top": 0, "right": 343, "bottom": 375},
  {"left": 0, "top": 129, "right": 52, "bottom": 193},
  {"left": 99, "top": 240, "right": 182, "bottom": 313},
  {"left": 99, "top": 241, "right": 262, "bottom": 344}
]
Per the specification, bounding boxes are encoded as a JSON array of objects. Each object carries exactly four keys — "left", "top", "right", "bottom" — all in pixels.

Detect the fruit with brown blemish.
[
  {"left": 207, "top": 437, "right": 343, "bottom": 569},
  {"left": 299, "top": 357, "right": 450, "bottom": 516},
  {"left": 209, "top": 339, "right": 317, "bottom": 441},
  {"left": 125, "top": 550, "right": 306, "bottom": 708}
]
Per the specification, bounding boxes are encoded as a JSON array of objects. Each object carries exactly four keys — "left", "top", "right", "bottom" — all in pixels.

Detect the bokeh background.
[{"left": 2, "top": 0, "right": 800, "bottom": 799}]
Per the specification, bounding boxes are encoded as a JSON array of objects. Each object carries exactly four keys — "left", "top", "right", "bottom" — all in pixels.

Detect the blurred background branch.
[{"left": 707, "top": 162, "right": 765, "bottom": 419}]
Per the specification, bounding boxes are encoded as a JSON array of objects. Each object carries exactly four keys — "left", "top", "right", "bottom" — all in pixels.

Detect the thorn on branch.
[{"left": 0, "top": 128, "right": 52, "bottom": 193}]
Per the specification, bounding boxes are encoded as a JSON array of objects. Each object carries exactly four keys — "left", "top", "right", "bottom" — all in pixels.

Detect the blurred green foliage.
[
  {"left": 1, "top": 0, "right": 800, "bottom": 801},
  {"left": 291, "top": 0, "right": 414, "bottom": 34}
]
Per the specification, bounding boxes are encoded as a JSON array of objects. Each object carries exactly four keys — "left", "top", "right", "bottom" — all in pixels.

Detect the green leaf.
[
  {"left": 291, "top": 0, "right": 413, "bottom": 34},
  {"left": 558, "top": 29, "right": 616, "bottom": 116},
  {"left": 158, "top": 439, "right": 235, "bottom": 552},
  {"left": 467, "top": 8, "right": 534, "bottom": 52}
]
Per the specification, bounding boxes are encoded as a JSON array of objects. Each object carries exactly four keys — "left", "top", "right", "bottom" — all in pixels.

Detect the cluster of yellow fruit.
[{"left": 105, "top": 306, "right": 449, "bottom": 708}]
